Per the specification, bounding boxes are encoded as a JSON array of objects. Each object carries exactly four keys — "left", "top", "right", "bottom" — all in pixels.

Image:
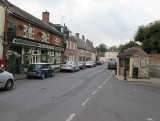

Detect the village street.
[{"left": 0, "top": 64, "right": 160, "bottom": 121}]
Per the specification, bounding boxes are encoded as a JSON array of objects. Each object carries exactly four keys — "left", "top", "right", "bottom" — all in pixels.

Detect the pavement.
[{"left": 115, "top": 75, "right": 160, "bottom": 85}]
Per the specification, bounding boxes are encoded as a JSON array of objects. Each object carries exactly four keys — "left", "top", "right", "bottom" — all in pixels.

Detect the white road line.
[
  {"left": 146, "top": 118, "right": 153, "bottom": 121},
  {"left": 81, "top": 98, "right": 90, "bottom": 106},
  {"left": 98, "top": 85, "right": 103, "bottom": 89},
  {"left": 92, "top": 90, "right": 98, "bottom": 95},
  {"left": 66, "top": 113, "right": 76, "bottom": 121},
  {"left": 103, "top": 82, "right": 106, "bottom": 85}
]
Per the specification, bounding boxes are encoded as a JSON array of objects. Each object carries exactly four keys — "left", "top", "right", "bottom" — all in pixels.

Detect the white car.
[{"left": 0, "top": 67, "right": 14, "bottom": 90}]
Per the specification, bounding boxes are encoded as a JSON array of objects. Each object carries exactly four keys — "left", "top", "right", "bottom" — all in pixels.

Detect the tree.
[
  {"left": 134, "top": 20, "right": 160, "bottom": 54},
  {"left": 118, "top": 41, "right": 140, "bottom": 52},
  {"left": 108, "top": 46, "right": 118, "bottom": 50},
  {"left": 96, "top": 43, "right": 107, "bottom": 52}
]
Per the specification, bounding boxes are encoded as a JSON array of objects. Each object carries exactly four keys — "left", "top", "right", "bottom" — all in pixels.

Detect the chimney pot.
[
  {"left": 82, "top": 35, "right": 85, "bottom": 41},
  {"left": 75, "top": 33, "right": 79, "bottom": 38}
]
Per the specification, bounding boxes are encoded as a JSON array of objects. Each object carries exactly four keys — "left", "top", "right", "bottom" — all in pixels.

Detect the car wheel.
[
  {"left": 41, "top": 73, "right": 45, "bottom": 79},
  {"left": 51, "top": 71, "right": 55, "bottom": 77},
  {"left": 72, "top": 68, "right": 75, "bottom": 73},
  {"left": 27, "top": 75, "right": 31, "bottom": 79},
  {"left": 5, "top": 79, "right": 13, "bottom": 91}
]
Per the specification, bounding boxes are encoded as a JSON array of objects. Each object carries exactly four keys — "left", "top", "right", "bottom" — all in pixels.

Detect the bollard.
[{"left": 124, "top": 68, "right": 127, "bottom": 80}]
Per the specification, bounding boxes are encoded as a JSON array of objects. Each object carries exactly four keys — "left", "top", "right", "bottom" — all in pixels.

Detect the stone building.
[
  {"left": 2, "top": 0, "right": 64, "bottom": 73},
  {"left": 72, "top": 33, "right": 93, "bottom": 62},
  {"left": 117, "top": 47, "right": 149, "bottom": 78}
]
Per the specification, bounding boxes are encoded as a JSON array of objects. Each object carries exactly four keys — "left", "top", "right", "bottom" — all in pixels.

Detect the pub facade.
[{"left": 2, "top": 0, "right": 64, "bottom": 73}]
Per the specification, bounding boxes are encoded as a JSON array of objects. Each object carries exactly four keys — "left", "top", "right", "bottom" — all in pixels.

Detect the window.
[
  {"left": 66, "top": 41, "right": 68, "bottom": 49},
  {"left": 42, "top": 32, "right": 47, "bottom": 42},
  {"left": 56, "top": 52, "right": 61, "bottom": 63},
  {"left": 70, "top": 41, "right": 72, "bottom": 49},
  {"left": 73, "top": 42, "right": 75, "bottom": 50},
  {"left": 25, "top": 26, "right": 32, "bottom": 38},
  {"left": 55, "top": 37, "right": 59, "bottom": 45}
]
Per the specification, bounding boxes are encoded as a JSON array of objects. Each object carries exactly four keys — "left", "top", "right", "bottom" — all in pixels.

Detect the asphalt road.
[{"left": 0, "top": 64, "right": 160, "bottom": 121}]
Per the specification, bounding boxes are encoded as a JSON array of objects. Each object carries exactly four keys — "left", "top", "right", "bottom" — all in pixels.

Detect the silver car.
[
  {"left": 60, "top": 61, "right": 80, "bottom": 72},
  {"left": 0, "top": 67, "right": 14, "bottom": 90},
  {"left": 86, "top": 61, "right": 94, "bottom": 68}
]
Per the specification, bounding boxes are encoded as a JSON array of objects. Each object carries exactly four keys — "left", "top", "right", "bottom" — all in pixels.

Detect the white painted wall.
[
  {"left": 105, "top": 51, "right": 119, "bottom": 62},
  {"left": 0, "top": 4, "right": 5, "bottom": 59}
]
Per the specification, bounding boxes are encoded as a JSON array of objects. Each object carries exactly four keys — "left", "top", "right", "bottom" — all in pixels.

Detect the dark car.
[
  {"left": 78, "top": 61, "right": 86, "bottom": 70},
  {"left": 26, "top": 63, "right": 55, "bottom": 79},
  {"left": 108, "top": 60, "right": 117, "bottom": 70}
]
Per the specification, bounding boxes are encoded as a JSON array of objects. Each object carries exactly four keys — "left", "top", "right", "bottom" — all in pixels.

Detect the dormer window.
[{"left": 55, "top": 37, "right": 60, "bottom": 45}]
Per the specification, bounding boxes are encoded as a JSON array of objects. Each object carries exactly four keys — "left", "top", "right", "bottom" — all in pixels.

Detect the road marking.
[
  {"left": 66, "top": 113, "right": 76, "bottom": 121},
  {"left": 81, "top": 98, "right": 90, "bottom": 106},
  {"left": 92, "top": 90, "right": 97, "bottom": 95},
  {"left": 103, "top": 82, "right": 106, "bottom": 85},
  {"left": 98, "top": 85, "right": 103, "bottom": 89},
  {"left": 146, "top": 118, "right": 153, "bottom": 121}
]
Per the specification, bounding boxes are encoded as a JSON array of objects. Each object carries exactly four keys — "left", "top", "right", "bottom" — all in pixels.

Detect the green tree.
[
  {"left": 108, "top": 45, "right": 118, "bottom": 50},
  {"left": 118, "top": 41, "right": 140, "bottom": 52},
  {"left": 96, "top": 43, "right": 107, "bottom": 52},
  {"left": 134, "top": 20, "right": 160, "bottom": 54}
]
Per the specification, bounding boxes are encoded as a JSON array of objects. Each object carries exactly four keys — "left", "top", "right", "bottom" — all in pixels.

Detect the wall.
[
  {"left": 149, "top": 54, "right": 160, "bottom": 77},
  {"left": 105, "top": 51, "right": 119, "bottom": 62},
  {"left": 0, "top": 4, "right": 5, "bottom": 59},
  {"left": 132, "top": 57, "right": 149, "bottom": 78}
]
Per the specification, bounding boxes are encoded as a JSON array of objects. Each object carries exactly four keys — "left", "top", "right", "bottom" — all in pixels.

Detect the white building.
[{"left": 105, "top": 50, "right": 119, "bottom": 62}]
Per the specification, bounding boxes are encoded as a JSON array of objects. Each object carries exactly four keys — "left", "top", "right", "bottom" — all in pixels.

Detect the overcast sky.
[{"left": 8, "top": 0, "right": 160, "bottom": 47}]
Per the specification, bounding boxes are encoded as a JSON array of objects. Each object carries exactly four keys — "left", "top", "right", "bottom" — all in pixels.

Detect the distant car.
[
  {"left": 108, "top": 60, "right": 117, "bottom": 70},
  {"left": 26, "top": 63, "right": 55, "bottom": 79},
  {"left": 92, "top": 61, "right": 97, "bottom": 67},
  {"left": 78, "top": 61, "right": 86, "bottom": 70},
  {"left": 100, "top": 61, "right": 104, "bottom": 64},
  {"left": 60, "top": 61, "right": 80, "bottom": 72},
  {"left": 97, "top": 61, "right": 102, "bottom": 65},
  {"left": 86, "top": 61, "right": 94, "bottom": 68},
  {"left": 0, "top": 67, "right": 14, "bottom": 90}
]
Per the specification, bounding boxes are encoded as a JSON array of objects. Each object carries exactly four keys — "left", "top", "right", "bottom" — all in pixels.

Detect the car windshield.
[
  {"left": 78, "top": 62, "right": 83, "bottom": 64},
  {"left": 86, "top": 61, "right": 92, "bottom": 64},
  {"left": 29, "top": 64, "right": 41, "bottom": 69},
  {"left": 66, "top": 62, "right": 73, "bottom": 65}
]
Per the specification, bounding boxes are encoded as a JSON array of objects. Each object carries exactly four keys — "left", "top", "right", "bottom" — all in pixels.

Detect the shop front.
[{"left": 7, "top": 36, "right": 64, "bottom": 74}]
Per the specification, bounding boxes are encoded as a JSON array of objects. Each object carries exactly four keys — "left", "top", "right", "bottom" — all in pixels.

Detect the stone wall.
[
  {"left": 149, "top": 54, "right": 160, "bottom": 77},
  {"left": 132, "top": 57, "right": 149, "bottom": 78}
]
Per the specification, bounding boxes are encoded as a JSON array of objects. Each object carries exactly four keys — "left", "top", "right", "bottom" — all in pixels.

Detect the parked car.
[
  {"left": 60, "top": 61, "right": 80, "bottom": 72},
  {"left": 0, "top": 67, "right": 14, "bottom": 90},
  {"left": 78, "top": 61, "right": 86, "bottom": 70},
  {"left": 92, "top": 61, "right": 97, "bottom": 67},
  {"left": 86, "top": 61, "right": 94, "bottom": 68},
  {"left": 26, "top": 63, "right": 55, "bottom": 79},
  {"left": 108, "top": 60, "right": 117, "bottom": 70},
  {"left": 97, "top": 61, "right": 102, "bottom": 65}
]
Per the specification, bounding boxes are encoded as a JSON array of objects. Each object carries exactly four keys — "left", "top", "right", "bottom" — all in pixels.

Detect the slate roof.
[
  {"left": 98, "top": 52, "right": 105, "bottom": 57},
  {"left": 107, "top": 50, "right": 120, "bottom": 52},
  {"left": 117, "top": 47, "right": 146, "bottom": 58},
  {"left": 4, "top": 0, "right": 61, "bottom": 36},
  {"left": 71, "top": 35, "right": 93, "bottom": 52}
]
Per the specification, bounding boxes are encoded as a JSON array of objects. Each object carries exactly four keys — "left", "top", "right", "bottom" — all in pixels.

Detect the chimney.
[
  {"left": 82, "top": 35, "right": 85, "bottom": 41},
  {"left": 42, "top": 11, "right": 50, "bottom": 24},
  {"left": 75, "top": 33, "right": 79, "bottom": 38}
]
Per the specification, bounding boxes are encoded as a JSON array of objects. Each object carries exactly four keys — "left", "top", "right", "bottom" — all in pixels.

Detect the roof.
[
  {"left": 117, "top": 47, "right": 148, "bottom": 58},
  {"left": 71, "top": 35, "right": 93, "bottom": 52},
  {"left": 98, "top": 52, "right": 105, "bottom": 57},
  {"left": 5, "top": 0, "right": 62, "bottom": 36}
]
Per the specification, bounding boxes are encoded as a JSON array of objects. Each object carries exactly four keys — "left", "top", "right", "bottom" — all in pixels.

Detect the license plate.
[
  {"left": 30, "top": 72, "right": 36, "bottom": 74},
  {"left": 63, "top": 66, "right": 67, "bottom": 67}
]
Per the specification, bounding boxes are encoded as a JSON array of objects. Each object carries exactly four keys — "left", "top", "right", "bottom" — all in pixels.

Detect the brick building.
[
  {"left": 52, "top": 24, "right": 77, "bottom": 62},
  {"left": 2, "top": 0, "right": 64, "bottom": 73}
]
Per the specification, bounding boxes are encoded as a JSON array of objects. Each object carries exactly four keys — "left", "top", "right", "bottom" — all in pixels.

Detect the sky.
[{"left": 8, "top": 0, "right": 160, "bottom": 48}]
